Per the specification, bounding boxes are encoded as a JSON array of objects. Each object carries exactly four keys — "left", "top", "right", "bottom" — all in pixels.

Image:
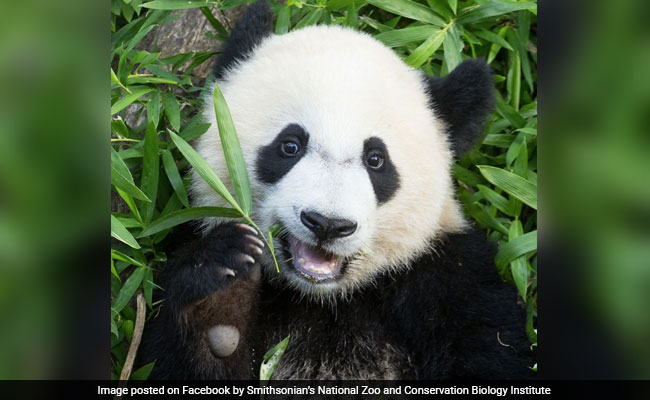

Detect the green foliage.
[{"left": 110, "top": 0, "right": 537, "bottom": 379}]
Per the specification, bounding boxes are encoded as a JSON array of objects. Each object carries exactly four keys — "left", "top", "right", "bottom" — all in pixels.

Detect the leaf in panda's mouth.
[{"left": 287, "top": 235, "right": 343, "bottom": 281}]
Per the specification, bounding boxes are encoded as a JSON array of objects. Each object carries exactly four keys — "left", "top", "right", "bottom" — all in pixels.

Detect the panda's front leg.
[{"left": 141, "top": 221, "right": 264, "bottom": 379}]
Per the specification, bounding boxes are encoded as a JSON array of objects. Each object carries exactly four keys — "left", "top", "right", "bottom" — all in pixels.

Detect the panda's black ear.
[
  {"left": 213, "top": 1, "right": 273, "bottom": 79},
  {"left": 425, "top": 59, "right": 495, "bottom": 156}
]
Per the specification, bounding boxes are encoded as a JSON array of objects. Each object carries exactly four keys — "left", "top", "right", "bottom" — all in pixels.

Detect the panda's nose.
[{"left": 300, "top": 211, "right": 357, "bottom": 240}]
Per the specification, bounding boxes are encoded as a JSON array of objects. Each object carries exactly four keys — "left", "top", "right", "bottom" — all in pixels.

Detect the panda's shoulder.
[{"left": 397, "top": 227, "right": 502, "bottom": 294}]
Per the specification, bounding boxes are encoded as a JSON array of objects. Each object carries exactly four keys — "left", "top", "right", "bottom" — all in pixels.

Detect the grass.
[{"left": 110, "top": 0, "right": 537, "bottom": 379}]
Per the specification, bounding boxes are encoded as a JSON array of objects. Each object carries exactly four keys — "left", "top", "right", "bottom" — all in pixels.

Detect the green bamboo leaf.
[
  {"left": 111, "top": 249, "right": 147, "bottom": 269},
  {"left": 487, "top": 26, "right": 509, "bottom": 64},
  {"left": 111, "top": 257, "right": 120, "bottom": 281},
  {"left": 111, "top": 172, "right": 146, "bottom": 202},
  {"left": 139, "top": 206, "right": 241, "bottom": 237},
  {"left": 326, "top": 0, "right": 354, "bottom": 10},
  {"left": 275, "top": 5, "right": 290, "bottom": 34},
  {"left": 260, "top": 335, "right": 290, "bottom": 381},
  {"left": 147, "top": 90, "right": 161, "bottom": 127},
  {"left": 483, "top": 133, "right": 514, "bottom": 148},
  {"left": 112, "top": 267, "right": 146, "bottom": 313},
  {"left": 131, "top": 362, "right": 156, "bottom": 380},
  {"left": 126, "top": 24, "right": 158, "bottom": 53},
  {"left": 474, "top": 28, "right": 513, "bottom": 51},
  {"left": 477, "top": 184, "right": 515, "bottom": 217},
  {"left": 442, "top": 22, "right": 463, "bottom": 71},
  {"left": 141, "top": 0, "right": 218, "bottom": 10},
  {"left": 509, "top": 27, "right": 534, "bottom": 93},
  {"left": 507, "top": 220, "right": 528, "bottom": 298},
  {"left": 213, "top": 83, "right": 252, "bottom": 215},
  {"left": 404, "top": 26, "right": 446, "bottom": 68},
  {"left": 111, "top": 68, "right": 130, "bottom": 93},
  {"left": 167, "top": 130, "right": 242, "bottom": 213},
  {"left": 111, "top": 149, "right": 151, "bottom": 202},
  {"left": 495, "top": 229, "right": 537, "bottom": 270},
  {"left": 127, "top": 76, "right": 179, "bottom": 85},
  {"left": 457, "top": 1, "right": 537, "bottom": 25},
  {"left": 505, "top": 132, "right": 525, "bottom": 166},
  {"left": 111, "top": 86, "right": 153, "bottom": 115},
  {"left": 495, "top": 95, "right": 525, "bottom": 128},
  {"left": 111, "top": 215, "right": 141, "bottom": 249},
  {"left": 162, "top": 149, "right": 189, "bottom": 207},
  {"left": 199, "top": 6, "right": 228, "bottom": 38},
  {"left": 345, "top": 0, "right": 358, "bottom": 28},
  {"left": 447, "top": 0, "right": 457, "bottom": 14},
  {"left": 477, "top": 165, "right": 537, "bottom": 209},
  {"left": 508, "top": 51, "right": 521, "bottom": 110},
  {"left": 295, "top": 8, "right": 324, "bottom": 29},
  {"left": 365, "top": 0, "right": 446, "bottom": 27},
  {"left": 161, "top": 90, "right": 181, "bottom": 132},
  {"left": 513, "top": 136, "right": 528, "bottom": 178},
  {"left": 140, "top": 122, "right": 159, "bottom": 224},
  {"left": 375, "top": 25, "right": 438, "bottom": 48},
  {"left": 180, "top": 115, "right": 211, "bottom": 142}
]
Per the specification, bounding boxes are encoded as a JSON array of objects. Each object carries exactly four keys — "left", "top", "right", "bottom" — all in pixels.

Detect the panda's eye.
[
  {"left": 280, "top": 140, "right": 301, "bottom": 156},
  {"left": 366, "top": 152, "right": 384, "bottom": 169}
]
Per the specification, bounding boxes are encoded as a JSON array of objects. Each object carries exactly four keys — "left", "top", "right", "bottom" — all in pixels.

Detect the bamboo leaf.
[
  {"left": 147, "top": 90, "right": 161, "bottom": 127},
  {"left": 495, "top": 229, "right": 537, "bottom": 270},
  {"left": 140, "top": 122, "right": 159, "bottom": 224},
  {"left": 457, "top": 1, "right": 536, "bottom": 25},
  {"left": 168, "top": 130, "right": 242, "bottom": 213},
  {"left": 111, "top": 148, "right": 151, "bottom": 202},
  {"left": 478, "top": 165, "right": 537, "bottom": 209},
  {"left": 260, "top": 335, "right": 290, "bottom": 381},
  {"left": 112, "top": 267, "right": 146, "bottom": 313},
  {"left": 477, "top": 184, "right": 515, "bottom": 217},
  {"left": 507, "top": 220, "right": 528, "bottom": 298},
  {"left": 474, "top": 28, "right": 512, "bottom": 51},
  {"left": 141, "top": 0, "right": 218, "bottom": 10},
  {"left": 365, "top": 0, "right": 446, "bottom": 27},
  {"left": 162, "top": 149, "right": 189, "bottom": 207},
  {"left": 275, "top": 5, "right": 290, "bottom": 34},
  {"left": 212, "top": 83, "right": 252, "bottom": 215},
  {"left": 404, "top": 26, "right": 446, "bottom": 68},
  {"left": 161, "top": 89, "right": 181, "bottom": 132},
  {"left": 442, "top": 22, "right": 463, "bottom": 71},
  {"left": 111, "top": 215, "right": 141, "bottom": 249},
  {"left": 111, "top": 86, "right": 153, "bottom": 115},
  {"left": 131, "top": 362, "right": 156, "bottom": 380},
  {"left": 375, "top": 25, "right": 438, "bottom": 48},
  {"left": 139, "top": 207, "right": 241, "bottom": 237},
  {"left": 295, "top": 8, "right": 324, "bottom": 29}
]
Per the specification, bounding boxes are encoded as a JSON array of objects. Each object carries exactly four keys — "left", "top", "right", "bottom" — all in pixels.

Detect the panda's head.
[{"left": 191, "top": 2, "right": 494, "bottom": 301}]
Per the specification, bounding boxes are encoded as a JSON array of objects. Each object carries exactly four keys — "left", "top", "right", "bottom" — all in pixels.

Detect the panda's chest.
[
  {"left": 259, "top": 294, "right": 414, "bottom": 379},
  {"left": 270, "top": 329, "right": 413, "bottom": 380}
]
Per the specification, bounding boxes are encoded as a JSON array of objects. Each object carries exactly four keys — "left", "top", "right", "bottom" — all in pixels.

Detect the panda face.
[{"left": 192, "top": 25, "right": 468, "bottom": 300}]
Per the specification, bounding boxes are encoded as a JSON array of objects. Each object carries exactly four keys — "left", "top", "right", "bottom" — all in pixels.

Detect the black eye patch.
[
  {"left": 255, "top": 124, "right": 309, "bottom": 184},
  {"left": 362, "top": 137, "right": 400, "bottom": 204}
]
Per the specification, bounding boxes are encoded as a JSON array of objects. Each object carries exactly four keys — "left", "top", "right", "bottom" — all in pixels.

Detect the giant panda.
[{"left": 139, "top": 1, "right": 534, "bottom": 380}]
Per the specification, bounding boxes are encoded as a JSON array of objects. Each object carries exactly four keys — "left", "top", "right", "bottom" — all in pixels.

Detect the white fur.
[{"left": 191, "top": 25, "right": 467, "bottom": 299}]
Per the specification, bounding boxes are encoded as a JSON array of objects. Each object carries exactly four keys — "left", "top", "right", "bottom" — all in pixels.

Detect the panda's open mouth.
[{"left": 284, "top": 235, "right": 344, "bottom": 282}]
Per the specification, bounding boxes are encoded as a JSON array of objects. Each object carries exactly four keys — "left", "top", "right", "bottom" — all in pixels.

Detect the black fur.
[
  {"left": 139, "top": 225, "right": 534, "bottom": 379},
  {"left": 363, "top": 136, "right": 400, "bottom": 204},
  {"left": 255, "top": 123, "right": 310, "bottom": 184},
  {"left": 425, "top": 59, "right": 495, "bottom": 156},
  {"left": 213, "top": 1, "right": 273, "bottom": 80}
]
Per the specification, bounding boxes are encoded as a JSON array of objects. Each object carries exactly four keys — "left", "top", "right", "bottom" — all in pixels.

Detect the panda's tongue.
[{"left": 288, "top": 236, "right": 341, "bottom": 280}]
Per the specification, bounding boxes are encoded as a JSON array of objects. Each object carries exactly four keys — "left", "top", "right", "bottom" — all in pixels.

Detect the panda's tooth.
[{"left": 299, "top": 258, "right": 305, "bottom": 265}]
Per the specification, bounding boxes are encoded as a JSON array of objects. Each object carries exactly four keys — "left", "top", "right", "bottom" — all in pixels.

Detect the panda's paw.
[{"left": 191, "top": 222, "right": 264, "bottom": 289}]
